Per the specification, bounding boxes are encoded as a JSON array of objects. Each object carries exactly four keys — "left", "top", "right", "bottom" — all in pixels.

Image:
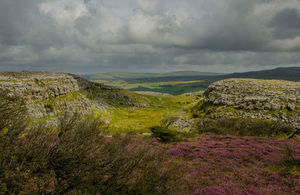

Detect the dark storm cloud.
[
  {"left": 0, "top": 0, "right": 38, "bottom": 45},
  {"left": 182, "top": 0, "right": 269, "bottom": 51},
  {"left": 270, "top": 8, "right": 300, "bottom": 39},
  {"left": 0, "top": 0, "right": 299, "bottom": 73}
]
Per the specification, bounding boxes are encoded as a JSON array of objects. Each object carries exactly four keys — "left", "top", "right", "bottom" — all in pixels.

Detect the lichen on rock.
[
  {"left": 0, "top": 72, "right": 105, "bottom": 126},
  {"left": 193, "top": 78, "right": 300, "bottom": 131}
]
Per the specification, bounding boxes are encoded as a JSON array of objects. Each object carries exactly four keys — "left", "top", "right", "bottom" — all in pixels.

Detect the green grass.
[
  {"left": 94, "top": 94, "right": 193, "bottom": 135},
  {"left": 93, "top": 79, "right": 208, "bottom": 95}
]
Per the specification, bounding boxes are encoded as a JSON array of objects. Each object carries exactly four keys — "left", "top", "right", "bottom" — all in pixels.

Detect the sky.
[{"left": 0, "top": 0, "right": 300, "bottom": 73}]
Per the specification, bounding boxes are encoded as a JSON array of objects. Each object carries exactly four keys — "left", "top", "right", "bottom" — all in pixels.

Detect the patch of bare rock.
[
  {"left": 0, "top": 72, "right": 105, "bottom": 125},
  {"left": 198, "top": 78, "right": 300, "bottom": 130}
]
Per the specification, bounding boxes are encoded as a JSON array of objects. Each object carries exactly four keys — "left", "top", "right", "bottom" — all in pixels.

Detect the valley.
[
  {"left": 0, "top": 71, "right": 299, "bottom": 194},
  {"left": 2, "top": 1, "right": 300, "bottom": 194},
  {"left": 101, "top": 94, "right": 194, "bottom": 134},
  {"left": 83, "top": 67, "right": 300, "bottom": 95}
]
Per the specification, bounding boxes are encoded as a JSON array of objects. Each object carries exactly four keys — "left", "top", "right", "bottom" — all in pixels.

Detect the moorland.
[{"left": 0, "top": 71, "right": 299, "bottom": 194}]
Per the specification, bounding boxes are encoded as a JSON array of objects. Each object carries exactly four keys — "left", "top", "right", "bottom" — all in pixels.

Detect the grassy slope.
[
  {"left": 95, "top": 94, "right": 194, "bottom": 135},
  {"left": 2, "top": 74, "right": 300, "bottom": 194}
]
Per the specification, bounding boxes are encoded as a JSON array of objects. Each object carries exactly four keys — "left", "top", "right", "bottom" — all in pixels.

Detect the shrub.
[
  {"left": 0, "top": 91, "right": 27, "bottom": 136},
  {"left": 0, "top": 91, "right": 53, "bottom": 194},
  {"left": 195, "top": 118, "right": 295, "bottom": 137},
  {"left": 0, "top": 106, "right": 182, "bottom": 194},
  {"left": 150, "top": 126, "right": 181, "bottom": 143}
]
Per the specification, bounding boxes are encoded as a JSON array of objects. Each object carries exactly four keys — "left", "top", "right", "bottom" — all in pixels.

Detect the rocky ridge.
[
  {"left": 196, "top": 79, "right": 300, "bottom": 130},
  {"left": 0, "top": 72, "right": 105, "bottom": 124}
]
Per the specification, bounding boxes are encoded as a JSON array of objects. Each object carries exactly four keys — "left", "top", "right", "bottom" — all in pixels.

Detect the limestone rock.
[
  {"left": 197, "top": 79, "right": 300, "bottom": 130},
  {"left": 0, "top": 72, "right": 106, "bottom": 125},
  {"left": 171, "top": 117, "right": 194, "bottom": 131}
]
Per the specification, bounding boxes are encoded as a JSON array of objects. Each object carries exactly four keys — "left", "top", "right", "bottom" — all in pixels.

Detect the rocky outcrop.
[
  {"left": 195, "top": 79, "right": 300, "bottom": 130},
  {"left": 0, "top": 72, "right": 105, "bottom": 124},
  {"left": 171, "top": 117, "right": 194, "bottom": 131}
]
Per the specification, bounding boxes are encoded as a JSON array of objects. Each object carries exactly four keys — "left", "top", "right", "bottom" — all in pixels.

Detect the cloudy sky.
[{"left": 0, "top": 0, "right": 300, "bottom": 73}]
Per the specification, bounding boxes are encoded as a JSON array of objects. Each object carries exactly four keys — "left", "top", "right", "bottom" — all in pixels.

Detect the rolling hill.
[
  {"left": 83, "top": 67, "right": 300, "bottom": 95},
  {"left": 82, "top": 71, "right": 222, "bottom": 80},
  {"left": 219, "top": 67, "right": 300, "bottom": 81}
]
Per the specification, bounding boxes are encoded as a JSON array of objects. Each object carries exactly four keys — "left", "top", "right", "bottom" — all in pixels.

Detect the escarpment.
[
  {"left": 193, "top": 79, "right": 300, "bottom": 130},
  {"left": 0, "top": 72, "right": 107, "bottom": 125},
  {"left": 70, "top": 74, "right": 147, "bottom": 107}
]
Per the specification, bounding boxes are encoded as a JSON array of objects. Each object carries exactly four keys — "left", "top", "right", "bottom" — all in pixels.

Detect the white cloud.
[
  {"left": 39, "top": 0, "right": 89, "bottom": 27},
  {"left": 0, "top": 0, "right": 300, "bottom": 72},
  {"left": 136, "top": 0, "right": 159, "bottom": 14}
]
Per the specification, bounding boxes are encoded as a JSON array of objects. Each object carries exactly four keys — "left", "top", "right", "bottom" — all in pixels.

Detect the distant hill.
[
  {"left": 219, "top": 67, "right": 300, "bottom": 81},
  {"left": 82, "top": 71, "right": 222, "bottom": 80},
  {"left": 83, "top": 67, "right": 300, "bottom": 95},
  {"left": 83, "top": 67, "right": 300, "bottom": 82}
]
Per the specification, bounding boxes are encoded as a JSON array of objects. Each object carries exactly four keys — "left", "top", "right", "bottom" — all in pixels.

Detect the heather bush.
[
  {"left": 196, "top": 118, "right": 295, "bottom": 137},
  {"left": 167, "top": 133, "right": 300, "bottom": 194},
  {"left": 51, "top": 115, "right": 182, "bottom": 194},
  {"left": 0, "top": 101, "right": 182, "bottom": 194}
]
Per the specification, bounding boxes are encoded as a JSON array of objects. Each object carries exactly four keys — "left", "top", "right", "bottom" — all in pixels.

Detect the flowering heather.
[
  {"left": 1, "top": 94, "right": 299, "bottom": 194},
  {"left": 167, "top": 133, "right": 300, "bottom": 194}
]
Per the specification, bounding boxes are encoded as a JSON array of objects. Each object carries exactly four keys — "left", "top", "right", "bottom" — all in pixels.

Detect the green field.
[
  {"left": 82, "top": 71, "right": 221, "bottom": 80},
  {"left": 81, "top": 71, "right": 222, "bottom": 95},
  {"left": 92, "top": 79, "right": 210, "bottom": 95}
]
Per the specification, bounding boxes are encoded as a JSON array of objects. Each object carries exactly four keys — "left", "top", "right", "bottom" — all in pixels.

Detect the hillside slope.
[
  {"left": 192, "top": 79, "right": 300, "bottom": 135},
  {"left": 220, "top": 67, "right": 300, "bottom": 82},
  {"left": 0, "top": 72, "right": 147, "bottom": 126}
]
